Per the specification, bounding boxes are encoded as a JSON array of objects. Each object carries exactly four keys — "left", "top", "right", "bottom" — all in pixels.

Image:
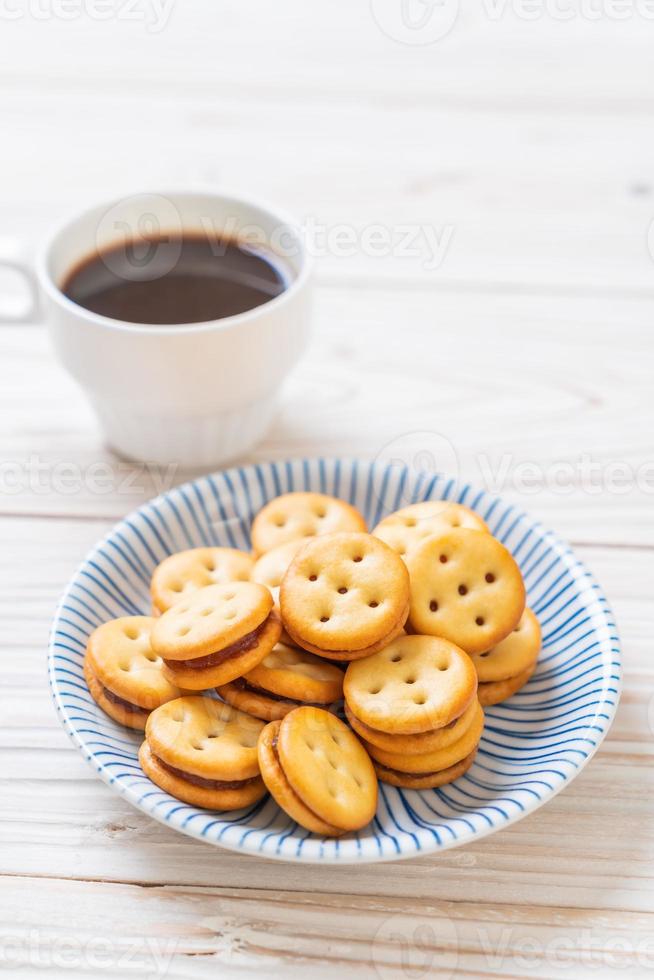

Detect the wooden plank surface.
[{"left": 1, "top": 2, "right": 653, "bottom": 976}]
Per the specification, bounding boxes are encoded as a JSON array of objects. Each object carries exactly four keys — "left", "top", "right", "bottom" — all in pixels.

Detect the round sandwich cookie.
[
  {"left": 84, "top": 616, "right": 183, "bottom": 730},
  {"left": 344, "top": 695, "right": 478, "bottom": 755},
  {"left": 151, "top": 547, "right": 254, "bottom": 615},
  {"left": 217, "top": 642, "right": 344, "bottom": 721},
  {"left": 257, "top": 707, "right": 378, "bottom": 836},
  {"left": 152, "top": 582, "right": 281, "bottom": 690},
  {"left": 344, "top": 634, "right": 477, "bottom": 737},
  {"left": 280, "top": 532, "right": 410, "bottom": 661},
  {"left": 139, "top": 696, "right": 267, "bottom": 809},
  {"left": 251, "top": 492, "right": 366, "bottom": 556},
  {"left": 363, "top": 700, "right": 484, "bottom": 774},
  {"left": 478, "top": 661, "right": 537, "bottom": 707},
  {"left": 373, "top": 749, "right": 478, "bottom": 790},
  {"left": 373, "top": 501, "right": 488, "bottom": 561},
  {"left": 470, "top": 607, "right": 541, "bottom": 684},
  {"left": 407, "top": 528, "right": 525, "bottom": 654}
]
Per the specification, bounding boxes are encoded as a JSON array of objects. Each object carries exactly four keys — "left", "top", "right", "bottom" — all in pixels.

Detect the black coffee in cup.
[{"left": 61, "top": 233, "right": 289, "bottom": 325}]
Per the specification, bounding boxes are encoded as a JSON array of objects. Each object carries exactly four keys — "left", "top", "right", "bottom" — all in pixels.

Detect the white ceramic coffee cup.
[{"left": 3, "top": 190, "right": 311, "bottom": 468}]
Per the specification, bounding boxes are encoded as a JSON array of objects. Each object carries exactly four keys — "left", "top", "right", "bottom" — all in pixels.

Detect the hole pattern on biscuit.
[
  {"left": 390, "top": 653, "right": 402, "bottom": 663},
  {"left": 337, "top": 586, "right": 348, "bottom": 594},
  {"left": 429, "top": 600, "right": 438, "bottom": 612},
  {"left": 476, "top": 616, "right": 485, "bottom": 626},
  {"left": 458, "top": 584, "right": 468, "bottom": 595},
  {"left": 485, "top": 572, "right": 495, "bottom": 583},
  {"left": 368, "top": 600, "right": 379, "bottom": 608},
  {"left": 320, "top": 615, "right": 330, "bottom": 623},
  {"left": 352, "top": 555, "right": 363, "bottom": 563},
  {"left": 309, "top": 574, "right": 318, "bottom": 582},
  {"left": 439, "top": 554, "right": 448, "bottom": 563}
]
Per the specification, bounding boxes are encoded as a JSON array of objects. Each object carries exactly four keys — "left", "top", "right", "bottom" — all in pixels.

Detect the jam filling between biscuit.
[
  {"left": 153, "top": 753, "right": 260, "bottom": 791},
  {"left": 379, "top": 764, "right": 458, "bottom": 779},
  {"left": 231, "top": 677, "right": 329, "bottom": 708},
  {"left": 101, "top": 685, "right": 150, "bottom": 716},
  {"left": 164, "top": 616, "right": 270, "bottom": 673}
]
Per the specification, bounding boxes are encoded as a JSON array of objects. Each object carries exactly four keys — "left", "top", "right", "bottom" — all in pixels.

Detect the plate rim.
[{"left": 48, "top": 456, "right": 622, "bottom": 865}]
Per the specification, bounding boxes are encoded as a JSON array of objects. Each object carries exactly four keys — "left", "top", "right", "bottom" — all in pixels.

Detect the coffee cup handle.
[{"left": 0, "top": 238, "right": 40, "bottom": 323}]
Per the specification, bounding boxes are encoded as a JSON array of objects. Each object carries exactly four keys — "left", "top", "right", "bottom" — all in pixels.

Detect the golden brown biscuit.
[
  {"left": 258, "top": 707, "right": 378, "bottom": 835},
  {"left": 140, "top": 696, "right": 266, "bottom": 809},
  {"left": 470, "top": 608, "right": 541, "bottom": 683},
  {"left": 344, "top": 635, "right": 477, "bottom": 735},
  {"left": 363, "top": 701, "right": 484, "bottom": 773},
  {"left": 373, "top": 501, "right": 488, "bottom": 561},
  {"left": 257, "top": 721, "right": 341, "bottom": 835},
  {"left": 251, "top": 492, "right": 366, "bottom": 556},
  {"left": 251, "top": 539, "right": 304, "bottom": 644},
  {"left": 85, "top": 616, "right": 182, "bottom": 730},
  {"left": 151, "top": 582, "right": 281, "bottom": 690},
  {"left": 151, "top": 547, "right": 254, "bottom": 613},
  {"left": 373, "top": 749, "right": 478, "bottom": 789},
  {"left": 280, "top": 532, "right": 410, "bottom": 661},
  {"left": 217, "top": 642, "right": 344, "bottom": 721},
  {"left": 251, "top": 540, "right": 305, "bottom": 606},
  {"left": 344, "top": 696, "right": 478, "bottom": 755},
  {"left": 478, "top": 661, "right": 537, "bottom": 707},
  {"left": 407, "top": 528, "right": 525, "bottom": 654}
]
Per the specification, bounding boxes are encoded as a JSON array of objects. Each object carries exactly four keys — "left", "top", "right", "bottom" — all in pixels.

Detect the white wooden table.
[{"left": 1, "top": 4, "right": 653, "bottom": 976}]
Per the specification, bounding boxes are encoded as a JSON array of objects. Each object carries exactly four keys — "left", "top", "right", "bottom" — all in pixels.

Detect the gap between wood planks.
[{"left": 0, "top": 869, "right": 649, "bottom": 920}]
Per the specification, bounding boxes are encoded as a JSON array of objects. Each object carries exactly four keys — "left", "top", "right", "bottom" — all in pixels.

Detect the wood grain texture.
[{"left": 1, "top": 2, "right": 653, "bottom": 976}]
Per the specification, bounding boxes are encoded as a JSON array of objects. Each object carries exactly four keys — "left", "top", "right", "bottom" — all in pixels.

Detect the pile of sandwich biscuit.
[{"left": 84, "top": 491, "right": 541, "bottom": 837}]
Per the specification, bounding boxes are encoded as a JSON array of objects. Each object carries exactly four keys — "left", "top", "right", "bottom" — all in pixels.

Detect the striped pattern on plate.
[{"left": 48, "top": 458, "right": 621, "bottom": 864}]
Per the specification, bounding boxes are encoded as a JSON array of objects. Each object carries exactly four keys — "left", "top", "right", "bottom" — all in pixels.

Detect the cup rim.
[{"left": 36, "top": 188, "right": 312, "bottom": 336}]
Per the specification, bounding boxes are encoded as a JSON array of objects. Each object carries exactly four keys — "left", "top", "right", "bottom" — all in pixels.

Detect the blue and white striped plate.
[{"left": 48, "top": 458, "right": 620, "bottom": 864}]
